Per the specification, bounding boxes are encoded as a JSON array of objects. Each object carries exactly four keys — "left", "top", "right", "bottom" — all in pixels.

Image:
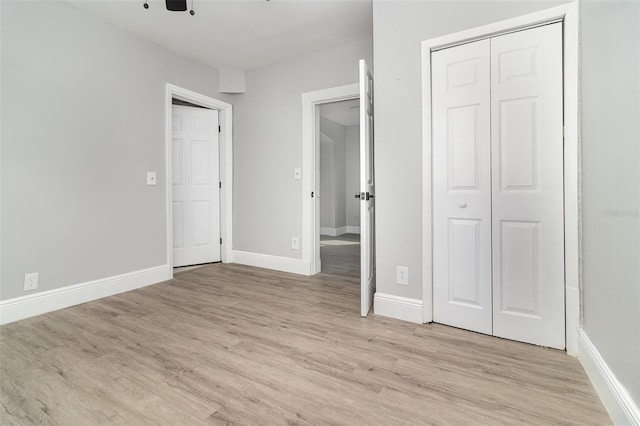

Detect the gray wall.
[
  {"left": 233, "top": 38, "right": 372, "bottom": 258},
  {"left": 581, "top": 0, "right": 640, "bottom": 404},
  {"left": 345, "top": 125, "right": 360, "bottom": 228},
  {"left": 1, "top": 1, "right": 229, "bottom": 300},
  {"left": 319, "top": 116, "right": 347, "bottom": 231},
  {"left": 319, "top": 132, "right": 336, "bottom": 229},
  {"left": 371, "top": 0, "right": 568, "bottom": 299}
]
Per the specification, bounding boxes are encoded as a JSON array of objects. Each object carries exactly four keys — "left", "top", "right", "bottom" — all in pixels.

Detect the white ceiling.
[
  {"left": 66, "top": 0, "right": 372, "bottom": 71},
  {"left": 320, "top": 99, "right": 359, "bottom": 127}
]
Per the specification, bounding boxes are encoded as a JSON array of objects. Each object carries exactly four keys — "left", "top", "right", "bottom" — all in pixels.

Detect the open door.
[{"left": 359, "top": 59, "right": 375, "bottom": 317}]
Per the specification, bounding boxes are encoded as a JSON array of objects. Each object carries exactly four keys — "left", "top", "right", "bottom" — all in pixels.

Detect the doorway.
[
  {"left": 171, "top": 101, "right": 221, "bottom": 269},
  {"left": 318, "top": 100, "right": 361, "bottom": 279},
  {"left": 301, "top": 65, "right": 376, "bottom": 317},
  {"left": 164, "top": 84, "right": 234, "bottom": 276}
]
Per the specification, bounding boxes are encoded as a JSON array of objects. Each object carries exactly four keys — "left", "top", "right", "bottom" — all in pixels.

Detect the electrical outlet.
[
  {"left": 396, "top": 266, "right": 408, "bottom": 285},
  {"left": 294, "top": 168, "right": 302, "bottom": 180},
  {"left": 291, "top": 237, "right": 299, "bottom": 250},
  {"left": 24, "top": 272, "right": 39, "bottom": 291}
]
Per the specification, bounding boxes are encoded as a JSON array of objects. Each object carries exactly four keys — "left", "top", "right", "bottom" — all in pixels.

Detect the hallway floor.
[{"left": 320, "top": 233, "right": 360, "bottom": 279}]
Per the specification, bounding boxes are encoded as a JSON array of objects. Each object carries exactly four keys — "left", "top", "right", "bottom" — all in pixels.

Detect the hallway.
[{"left": 320, "top": 233, "right": 360, "bottom": 279}]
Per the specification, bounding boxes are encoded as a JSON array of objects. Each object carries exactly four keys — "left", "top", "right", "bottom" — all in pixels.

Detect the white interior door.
[
  {"left": 432, "top": 39, "right": 493, "bottom": 334},
  {"left": 172, "top": 105, "right": 221, "bottom": 267},
  {"left": 359, "top": 59, "right": 375, "bottom": 317},
  {"left": 490, "top": 23, "right": 565, "bottom": 349}
]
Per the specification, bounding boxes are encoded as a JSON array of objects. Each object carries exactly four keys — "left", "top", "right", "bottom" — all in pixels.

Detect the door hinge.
[
  {"left": 311, "top": 191, "right": 314, "bottom": 198},
  {"left": 218, "top": 125, "right": 221, "bottom": 133},
  {"left": 220, "top": 237, "right": 222, "bottom": 245},
  {"left": 219, "top": 181, "right": 222, "bottom": 189}
]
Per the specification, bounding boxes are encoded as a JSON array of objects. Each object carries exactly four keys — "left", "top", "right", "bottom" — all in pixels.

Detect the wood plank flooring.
[{"left": 1, "top": 243, "right": 610, "bottom": 425}]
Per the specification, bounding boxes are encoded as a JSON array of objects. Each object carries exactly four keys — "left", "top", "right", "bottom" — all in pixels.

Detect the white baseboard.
[
  {"left": 374, "top": 292, "right": 423, "bottom": 324},
  {"left": 0, "top": 265, "right": 172, "bottom": 326},
  {"left": 320, "top": 226, "right": 360, "bottom": 236},
  {"left": 346, "top": 226, "right": 360, "bottom": 234},
  {"left": 231, "top": 250, "right": 310, "bottom": 276},
  {"left": 320, "top": 226, "right": 347, "bottom": 237},
  {"left": 578, "top": 330, "right": 640, "bottom": 425}
]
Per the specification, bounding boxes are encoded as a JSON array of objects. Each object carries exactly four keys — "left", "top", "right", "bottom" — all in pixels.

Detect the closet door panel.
[
  {"left": 490, "top": 23, "right": 565, "bottom": 349},
  {"left": 432, "top": 40, "right": 493, "bottom": 335}
]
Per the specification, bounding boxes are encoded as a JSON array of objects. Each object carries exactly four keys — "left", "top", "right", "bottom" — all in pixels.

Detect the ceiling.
[
  {"left": 320, "top": 99, "right": 359, "bottom": 127},
  {"left": 66, "top": 0, "right": 372, "bottom": 71}
]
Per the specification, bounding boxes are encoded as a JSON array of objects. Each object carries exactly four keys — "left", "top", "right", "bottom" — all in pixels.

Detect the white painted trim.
[
  {"left": 320, "top": 227, "right": 334, "bottom": 236},
  {"left": 231, "top": 251, "right": 311, "bottom": 276},
  {"left": 420, "top": 2, "right": 580, "bottom": 354},
  {"left": 0, "top": 265, "right": 171, "bottom": 325},
  {"left": 562, "top": 1, "right": 581, "bottom": 357},
  {"left": 165, "top": 84, "right": 233, "bottom": 273},
  {"left": 374, "top": 293, "right": 423, "bottom": 324},
  {"left": 421, "top": 35, "right": 434, "bottom": 324},
  {"left": 578, "top": 330, "right": 640, "bottom": 425},
  {"left": 346, "top": 226, "right": 361, "bottom": 234},
  {"left": 320, "top": 226, "right": 348, "bottom": 237},
  {"left": 302, "top": 83, "right": 360, "bottom": 276}
]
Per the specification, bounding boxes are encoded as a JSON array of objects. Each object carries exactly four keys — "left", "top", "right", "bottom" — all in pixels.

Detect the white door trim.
[
  {"left": 165, "top": 84, "right": 233, "bottom": 274},
  {"left": 421, "top": 2, "right": 580, "bottom": 354},
  {"left": 301, "top": 83, "right": 359, "bottom": 275}
]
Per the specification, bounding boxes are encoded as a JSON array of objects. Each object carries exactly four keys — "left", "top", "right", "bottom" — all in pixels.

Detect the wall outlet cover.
[
  {"left": 24, "top": 272, "right": 39, "bottom": 291},
  {"left": 396, "top": 266, "right": 408, "bottom": 285},
  {"left": 292, "top": 237, "right": 299, "bottom": 250},
  {"left": 294, "top": 168, "right": 302, "bottom": 180}
]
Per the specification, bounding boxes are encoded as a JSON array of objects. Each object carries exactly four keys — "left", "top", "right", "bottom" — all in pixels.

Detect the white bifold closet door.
[{"left": 432, "top": 23, "right": 565, "bottom": 349}]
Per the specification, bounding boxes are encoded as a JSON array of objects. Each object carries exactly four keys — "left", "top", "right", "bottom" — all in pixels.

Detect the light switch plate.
[
  {"left": 147, "top": 172, "right": 157, "bottom": 186},
  {"left": 294, "top": 168, "right": 302, "bottom": 180}
]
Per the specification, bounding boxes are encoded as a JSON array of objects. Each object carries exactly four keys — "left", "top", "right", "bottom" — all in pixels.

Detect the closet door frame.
[{"left": 420, "top": 2, "right": 580, "bottom": 354}]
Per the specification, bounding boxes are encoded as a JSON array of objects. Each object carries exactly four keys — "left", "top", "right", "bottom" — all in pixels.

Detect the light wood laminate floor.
[{"left": 1, "top": 250, "right": 609, "bottom": 424}]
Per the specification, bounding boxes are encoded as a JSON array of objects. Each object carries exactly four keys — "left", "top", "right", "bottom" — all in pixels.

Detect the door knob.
[
  {"left": 355, "top": 193, "right": 361, "bottom": 199},
  {"left": 459, "top": 202, "right": 467, "bottom": 208}
]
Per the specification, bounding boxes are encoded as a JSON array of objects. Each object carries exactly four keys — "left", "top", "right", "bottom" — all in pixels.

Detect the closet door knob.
[{"left": 459, "top": 202, "right": 468, "bottom": 208}]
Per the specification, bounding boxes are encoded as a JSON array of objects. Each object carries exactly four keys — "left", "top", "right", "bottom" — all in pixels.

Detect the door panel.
[
  {"left": 432, "top": 39, "right": 493, "bottom": 334},
  {"left": 448, "top": 105, "right": 481, "bottom": 190},
  {"left": 491, "top": 23, "right": 565, "bottom": 349},
  {"left": 172, "top": 105, "right": 221, "bottom": 267},
  {"left": 448, "top": 219, "right": 482, "bottom": 307},
  {"left": 192, "top": 140, "right": 211, "bottom": 185},
  {"left": 172, "top": 139, "right": 183, "bottom": 185},
  {"left": 498, "top": 97, "right": 539, "bottom": 190},
  {"left": 360, "top": 59, "right": 376, "bottom": 317},
  {"left": 173, "top": 202, "right": 184, "bottom": 249},
  {"left": 499, "top": 220, "right": 539, "bottom": 315}
]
